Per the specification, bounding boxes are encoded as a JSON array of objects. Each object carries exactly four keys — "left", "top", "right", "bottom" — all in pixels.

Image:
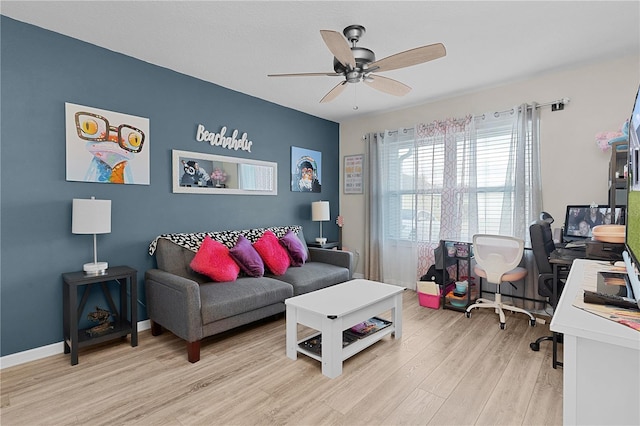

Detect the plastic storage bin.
[
  {"left": 417, "top": 281, "right": 454, "bottom": 309},
  {"left": 418, "top": 292, "right": 441, "bottom": 309}
]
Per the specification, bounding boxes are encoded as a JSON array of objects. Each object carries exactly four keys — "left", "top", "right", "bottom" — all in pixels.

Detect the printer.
[
  {"left": 585, "top": 240, "right": 625, "bottom": 261},
  {"left": 586, "top": 224, "right": 626, "bottom": 261}
]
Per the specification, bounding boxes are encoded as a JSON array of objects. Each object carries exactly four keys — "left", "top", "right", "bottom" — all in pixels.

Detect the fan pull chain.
[{"left": 353, "top": 83, "right": 359, "bottom": 110}]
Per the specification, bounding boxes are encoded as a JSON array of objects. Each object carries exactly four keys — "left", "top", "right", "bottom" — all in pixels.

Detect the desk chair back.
[
  {"left": 530, "top": 219, "right": 556, "bottom": 277},
  {"left": 529, "top": 218, "right": 571, "bottom": 304},
  {"left": 473, "top": 234, "right": 525, "bottom": 284}
]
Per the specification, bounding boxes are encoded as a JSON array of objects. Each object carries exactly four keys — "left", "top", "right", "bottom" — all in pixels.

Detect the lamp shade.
[
  {"left": 311, "top": 201, "right": 330, "bottom": 221},
  {"left": 72, "top": 197, "right": 111, "bottom": 234}
]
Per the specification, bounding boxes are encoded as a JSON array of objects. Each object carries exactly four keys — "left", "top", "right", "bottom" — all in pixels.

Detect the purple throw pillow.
[
  {"left": 279, "top": 230, "right": 307, "bottom": 267},
  {"left": 229, "top": 235, "right": 264, "bottom": 277}
]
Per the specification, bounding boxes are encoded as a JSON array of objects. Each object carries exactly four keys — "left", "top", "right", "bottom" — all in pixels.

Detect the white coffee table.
[{"left": 285, "top": 279, "right": 405, "bottom": 378}]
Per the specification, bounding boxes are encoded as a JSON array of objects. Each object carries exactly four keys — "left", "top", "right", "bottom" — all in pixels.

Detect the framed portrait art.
[{"left": 291, "top": 146, "right": 322, "bottom": 193}]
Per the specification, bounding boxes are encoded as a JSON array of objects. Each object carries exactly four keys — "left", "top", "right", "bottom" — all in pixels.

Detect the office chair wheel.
[
  {"left": 530, "top": 342, "right": 540, "bottom": 351},
  {"left": 530, "top": 318, "right": 536, "bottom": 327},
  {"left": 465, "top": 311, "right": 471, "bottom": 318},
  {"left": 500, "top": 322, "right": 506, "bottom": 330}
]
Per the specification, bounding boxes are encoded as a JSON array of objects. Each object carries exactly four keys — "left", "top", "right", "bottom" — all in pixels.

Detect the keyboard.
[
  {"left": 551, "top": 248, "right": 585, "bottom": 260},
  {"left": 565, "top": 241, "right": 586, "bottom": 249},
  {"left": 583, "top": 290, "right": 639, "bottom": 310}
]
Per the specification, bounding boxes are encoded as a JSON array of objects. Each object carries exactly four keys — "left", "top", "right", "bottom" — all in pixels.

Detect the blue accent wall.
[{"left": 0, "top": 17, "right": 340, "bottom": 357}]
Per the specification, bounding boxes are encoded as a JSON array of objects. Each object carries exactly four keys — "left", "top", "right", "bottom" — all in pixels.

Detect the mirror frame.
[{"left": 172, "top": 149, "right": 278, "bottom": 195}]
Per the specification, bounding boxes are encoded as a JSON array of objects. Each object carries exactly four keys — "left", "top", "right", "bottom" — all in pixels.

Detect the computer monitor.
[
  {"left": 563, "top": 204, "right": 625, "bottom": 242},
  {"left": 623, "top": 83, "right": 640, "bottom": 304}
]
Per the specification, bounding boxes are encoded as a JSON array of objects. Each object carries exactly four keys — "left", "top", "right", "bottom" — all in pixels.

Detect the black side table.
[
  {"left": 307, "top": 241, "right": 341, "bottom": 249},
  {"left": 62, "top": 265, "right": 138, "bottom": 365}
]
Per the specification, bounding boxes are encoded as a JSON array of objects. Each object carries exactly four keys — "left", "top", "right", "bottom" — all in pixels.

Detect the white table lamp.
[
  {"left": 312, "top": 201, "right": 330, "bottom": 244},
  {"left": 72, "top": 196, "right": 111, "bottom": 275}
]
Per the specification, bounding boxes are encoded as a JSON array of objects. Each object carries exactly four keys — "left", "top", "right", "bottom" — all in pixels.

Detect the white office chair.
[{"left": 465, "top": 234, "right": 536, "bottom": 329}]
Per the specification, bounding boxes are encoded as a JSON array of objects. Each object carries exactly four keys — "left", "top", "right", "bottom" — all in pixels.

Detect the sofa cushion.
[
  {"left": 154, "top": 238, "right": 210, "bottom": 284},
  {"left": 189, "top": 236, "right": 240, "bottom": 282},
  {"left": 229, "top": 235, "right": 264, "bottom": 277},
  {"left": 253, "top": 231, "right": 290, "bottom": 275},
  {"left": 199, "top": 277, "right": 293, "bottom": 323},
  {"left": 279, "top": 230, "right": 307, "bottom": 266},
  {"left": 270, "top": 261, "right": 351, "bottom": 295}
]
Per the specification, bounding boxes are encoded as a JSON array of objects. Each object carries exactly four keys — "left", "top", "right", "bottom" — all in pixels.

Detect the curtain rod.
[
  {"left": 491, "top": 97, "right": 571, "bottom": 116},
  {"left": 364, "top": 97, "right": 570, "bottom": 139}
]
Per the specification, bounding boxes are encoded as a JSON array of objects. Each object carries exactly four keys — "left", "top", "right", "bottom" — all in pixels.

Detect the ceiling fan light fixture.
[{"left": 346, "top": 70, "right": 362, "bottom": 83}]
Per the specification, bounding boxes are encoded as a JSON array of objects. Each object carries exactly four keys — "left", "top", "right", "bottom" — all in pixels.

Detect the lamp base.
[
  {"left": 315, "top": 237, "right": 327, "bottom": 245},
  {"left": 83, "top": 261, "right": 108, "bottom": 275}
]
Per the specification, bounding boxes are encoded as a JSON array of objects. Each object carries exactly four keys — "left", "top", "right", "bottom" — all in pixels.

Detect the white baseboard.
[{"left": 0, "top": 320, "right": 151, "bottom": 370}]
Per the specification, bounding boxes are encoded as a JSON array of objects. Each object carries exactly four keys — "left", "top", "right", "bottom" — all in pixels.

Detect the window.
[{"left": 382, "top": 110, "right": 536, "bottom": 244}]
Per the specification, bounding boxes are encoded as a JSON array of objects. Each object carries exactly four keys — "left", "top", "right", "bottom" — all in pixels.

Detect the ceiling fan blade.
[
  {"left": 320, "top": 81, "right": 347, "bottom": 103},
  {"left": 268, "top": 72, "right": 341, "bottom": 77},
  {"left": 367, "top": 43, "right": 446, "bottom": 73},
  {"left": 364, "top": 75, "right": 411, "bottom": 97},
  {"left": 320, "top": 30, "right": 356, "bottom": 69}
]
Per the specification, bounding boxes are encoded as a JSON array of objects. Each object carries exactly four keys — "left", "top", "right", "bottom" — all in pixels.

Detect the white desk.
[
  {"left": 285, "top": 279, "right": 405, "bottom": 378},
  {"left": 550, "top": 259, "right": 640, "bottom": 425}
]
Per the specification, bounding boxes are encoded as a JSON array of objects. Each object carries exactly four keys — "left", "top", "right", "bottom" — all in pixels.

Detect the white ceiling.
[{"left": 2, "top": 1, "right": 639, "bottom": 123}]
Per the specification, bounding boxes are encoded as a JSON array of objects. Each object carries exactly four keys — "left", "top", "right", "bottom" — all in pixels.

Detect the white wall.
[{"left": 340, "top": 54, "right": 640, "bottom": 277}]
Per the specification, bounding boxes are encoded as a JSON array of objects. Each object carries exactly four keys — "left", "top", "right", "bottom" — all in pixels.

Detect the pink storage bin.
[
  {"left": 418, "top": 292, "right": 441, "bottom": 309},
  {"left": 418, "top": 283, "right": 455, "bottom": 309}
]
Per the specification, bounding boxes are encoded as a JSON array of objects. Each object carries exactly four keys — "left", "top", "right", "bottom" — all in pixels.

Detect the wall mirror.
[{"left": 172, "top": 149, "right": 277, "bottom": 195}]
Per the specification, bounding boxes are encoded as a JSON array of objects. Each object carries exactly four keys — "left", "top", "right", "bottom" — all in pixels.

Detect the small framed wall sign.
[{"left": 344, "top": 154, "right": 363, "bottom": 194}]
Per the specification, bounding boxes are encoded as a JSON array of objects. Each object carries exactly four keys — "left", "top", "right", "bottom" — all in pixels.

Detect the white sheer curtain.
[
  {"left": 471, "top": 105, "right": 543, "bottom": 309},
  {"left": 469, "top": 104, "right": 541, "bottom": 242},
  {"left": 365, "top": 104, "right": 543, "bottom": 304},
  {"left": 364, "top": 129, "right": 419, "bottom": 288},
  {"left": 364, "top": 132, "right": 383, "bottom": 281}
]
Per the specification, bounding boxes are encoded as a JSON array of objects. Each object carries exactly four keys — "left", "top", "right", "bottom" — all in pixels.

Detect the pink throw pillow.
[
  {"left": 190, "top": 236, "right": 240, "bottom": 282},
  {"left": 279, "top": 230, "right": 307, "bottom": 266},
  {"left": 253, "top": 231, "right": 290, "bottom": 275}
]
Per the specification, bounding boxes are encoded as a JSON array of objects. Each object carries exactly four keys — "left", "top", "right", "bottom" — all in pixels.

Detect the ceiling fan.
[{"left": 268, "top": 25, "right": 446, "bottom": 103}]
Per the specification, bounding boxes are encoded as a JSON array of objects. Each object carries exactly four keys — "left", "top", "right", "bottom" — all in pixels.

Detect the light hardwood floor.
[{"left": 0, "top": 290, "right": 563, "bottom": 425}]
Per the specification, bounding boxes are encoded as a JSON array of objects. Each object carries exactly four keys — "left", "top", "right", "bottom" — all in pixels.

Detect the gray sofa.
[{"left": 145, "top": 225, "right": 353, "bottom": 362}]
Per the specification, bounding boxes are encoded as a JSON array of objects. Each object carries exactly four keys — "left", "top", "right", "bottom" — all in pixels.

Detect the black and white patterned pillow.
[{"left": 148, "top": 225, "right": 303, "bottom": 255}]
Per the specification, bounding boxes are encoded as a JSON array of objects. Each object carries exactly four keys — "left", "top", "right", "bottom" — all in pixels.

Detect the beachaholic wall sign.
[{"left": 195, "top": 124, "right": 253, "bottom": 152}]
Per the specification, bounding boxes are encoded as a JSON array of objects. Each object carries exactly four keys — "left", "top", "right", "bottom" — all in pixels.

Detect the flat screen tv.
[
  {"left": 623, "top": 83, "right": 640, "bottom": 303},
  {"left": 563, "top": 204, "right": 625, "bottom": 242}
]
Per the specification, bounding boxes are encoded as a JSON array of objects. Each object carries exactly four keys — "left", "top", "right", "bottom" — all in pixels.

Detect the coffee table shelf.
[{"left": 297, "top": 317, "right": 394, "bottom": 362}]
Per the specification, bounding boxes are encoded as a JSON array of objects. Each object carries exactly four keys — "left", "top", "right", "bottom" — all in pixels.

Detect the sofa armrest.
[
  {"left": 145, "top": 269, "right": 203, "bottom": 342},
  {"left": 308, "top": 248, "right": 354, "bottom": 279}
]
